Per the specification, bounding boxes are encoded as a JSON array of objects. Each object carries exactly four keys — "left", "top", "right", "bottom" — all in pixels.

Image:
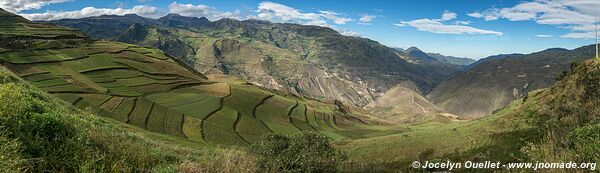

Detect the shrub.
[
  {"left": 0, "top": 71, "right": 18, "bottom": 84},
  {"left": 567, "top": 124, "right": 600, "bottom": 164},
  {"left": 250, "top": 132, "right": 346, "bottom": 173}
]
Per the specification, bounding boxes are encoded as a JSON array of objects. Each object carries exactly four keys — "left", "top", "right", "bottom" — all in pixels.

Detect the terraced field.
[
  {"left": 0, "top": 38, "right": 383, "bottom": 145},
  {"left": 0, "top": 11, "right": 413, "bottom": 146}
]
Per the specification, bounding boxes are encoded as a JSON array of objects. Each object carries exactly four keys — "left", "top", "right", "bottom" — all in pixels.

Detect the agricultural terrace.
[{"left": 0, "top": 40, "right": 384, "bottom": 145}]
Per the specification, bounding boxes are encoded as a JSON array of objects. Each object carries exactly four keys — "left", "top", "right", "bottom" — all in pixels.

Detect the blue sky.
[{"left": 4, "top": 0, "right": 600, "bottom": 59}]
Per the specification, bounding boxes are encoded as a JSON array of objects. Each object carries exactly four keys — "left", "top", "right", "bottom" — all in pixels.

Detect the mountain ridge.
[{"left": 428, "top": 44, "right": 595, "bottom": 117}]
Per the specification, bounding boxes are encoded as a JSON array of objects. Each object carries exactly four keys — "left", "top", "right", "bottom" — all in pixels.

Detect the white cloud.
[
  {"left": 256, "top": 1, "right": 353, "bottom": 27},
  {"left": 395, "top": 11, "right": 503, "bottom": 36},
  {"left": 168, "top": 2, "right": 240, "bottom": 20},
  {"left": 393, "top": 23, "right": 406, "bottom": 27},
  {"left": 358, "top": 14, "right": 377, "bottom": 25},
  {"left": 20, "top": 5, "right": 163, "bottom": 21},
  {"left": 0, "top": 0, "right": 71, "bottom": 12},
  {"left": 440, "top": 10, "right": 457, "bottom": 21},
  {"left": 561, "top": 32, "right": 595, "bottom": 39},
  {"left": 359, "top": 14, "right": 376, "bottom": 23},
  {"left": 319, "top": 10, "right": 353, "bottom": 24},
  {"left": 396, "top": 19, "right": 503, "bottom": 35},
  {"left": 467, "top": 12, "right": 483, "bottom": 18},
  {"left": 337, "top": 28, "right": 361, "bottom": 37},
  {"left": 468, "top": 0, "right": 600, "bottom": 39},
  {"left": 562, "top": 0, "right": 600, "bottom": 16},
  {"left": 535, "top": 34, "right": 553, "bottom": 38},
  {"left": 468, "top": 11, "right": 500, "bottom": 21},
  {"left": 453, "top": 20, "right": 471, "bottom": 25},
  {"left": 17, "top": 2, "right": 241, "bottom": 21}
]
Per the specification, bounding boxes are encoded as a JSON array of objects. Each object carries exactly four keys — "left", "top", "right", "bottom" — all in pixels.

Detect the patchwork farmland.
[{"left": 0, "top": 35, "right": 389, "bottom": 144}]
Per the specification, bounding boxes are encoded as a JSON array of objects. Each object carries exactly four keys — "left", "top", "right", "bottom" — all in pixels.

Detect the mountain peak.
[
  {"left": 163, "top": 13, "right": 183, "bottom": 18},
  {"left": 544, "top": 48, "right": 568, "bottom": 52},
  {"left": 123, "top": 14, "right": 142, "bottom": 18},
  {"left": 159, "top": 13, "right": 209, "bottom": 21},
  {"left": 158, "top": 14, "right": 210, "bottom": 28},
  {"left": 406, "top": 47, "right": 423, "bottom": 53}
]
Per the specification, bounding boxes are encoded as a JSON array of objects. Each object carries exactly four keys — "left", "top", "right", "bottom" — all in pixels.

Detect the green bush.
[
  {"left": 567, "top": 124, "right": 600, "bottom": 164},
  {"left": 250, "top": 132, "right": 346, "bottom": 173},
  {"left": 0, "top": 83, "right": 88, "bottom": 172},
  {"left": 0, "top": 71, "right": 18, "bottom": 84}
]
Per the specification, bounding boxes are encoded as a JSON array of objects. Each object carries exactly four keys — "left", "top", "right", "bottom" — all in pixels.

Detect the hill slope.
[
  {"left": 0, "top": 9, "right": 387, "bottom": 146},
  {"left": 52, "top": 14, "right": 463, "bottom": 108},
  {"left": 428, "top": 46, "right": 594, "bottom": 117}
]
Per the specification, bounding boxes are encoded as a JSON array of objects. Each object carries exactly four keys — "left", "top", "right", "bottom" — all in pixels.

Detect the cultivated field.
[{"left": 0, "top": 40, "right": 396, "bottom": 145}]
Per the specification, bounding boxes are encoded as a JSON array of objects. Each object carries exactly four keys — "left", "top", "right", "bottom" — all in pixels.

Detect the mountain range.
[{"left": 394, "top": 47, "right": 476, "bottom": 65}]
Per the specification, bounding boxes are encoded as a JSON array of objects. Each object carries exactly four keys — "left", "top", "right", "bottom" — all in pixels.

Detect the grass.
[
  {"left": 98, "top": 96, "right": 124, "bottom": 116},
  {"left": 145, "top": 104, "right": 168, "bottom": 134},
  {"left": 235, "top": 113, "right": 272, "bottom": 143},
  {"left": 78, "top": 94, "right": 112, "bottom": 106},
  {"left": 336, "top": 96, "right": 539, "bottom": 172},
  {"left": 128, "top": 98, "right": 154, "bottom": 128},
  {"left": 223, "top": 84, "right": 273, "bottom": 116},
  {"left": 53, "top": 94, "right": 81, "bottom": 104},
  {"left": 182, "top": 115, "right": 203, "bottom": 142},
  {"left": 255, "top": 95, "right": 301, "bottom": 135},
  {"left": 164, "top": 109, "right": 185, "bottom": 137},
  {"left": 111, "top": 98, "right": 135, "bottom": 123},
  {"left": 203, "top": 107, "right": 246, "bottom": 145},
  {"left": 145, "top": 92, "right": 221, "bottom": 120},
  {"left": 32, "top": 78, "right": 71, "bottom": 88},
  {"left": 289, "top": 104, "right": 314, "bottom": 131}
]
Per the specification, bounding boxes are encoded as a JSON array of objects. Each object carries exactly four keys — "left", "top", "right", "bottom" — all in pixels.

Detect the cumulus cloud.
[
  {"left": 468, "top": 0, "right": 600, "bottom": 39},
  {"left": 395, "top": 11, "right": 503, "bottom": 36},
  {"left": 440, "top": 10, "right": 457, "bottom": 21},
  {"left": 168, "top": 2, "right": 240, "bottom": 20},
  {"left": 20, "top": 5, "right": 163, "bottom": 21},
  {"left": 256, "top": 1, "right": 353, "bottom": 27},
  {"left": 0, "top": 0, "right": 71, "bottom": 12}
]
